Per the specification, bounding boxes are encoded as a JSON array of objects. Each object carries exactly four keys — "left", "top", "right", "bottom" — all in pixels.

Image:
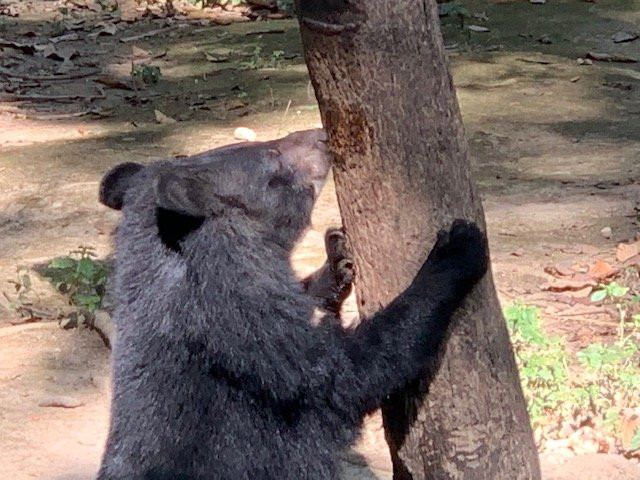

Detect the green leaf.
[
  {"left": 590, "top": 289, "right": 607, "bottom": 302},
  {"left": 77, "top": 258, "right": 96, "bottom": 278},
  {"left": 49, "top": 257, "right": 76, "bottom": 269},
  {"left": 75, "top": 294, "right": 101, "bottom": 312},
  {"left": 610, "top": 285, "right": 629, "bottom": 297},
  {"left": 630, "top": 428, "right": 640, "bottom": 451}
]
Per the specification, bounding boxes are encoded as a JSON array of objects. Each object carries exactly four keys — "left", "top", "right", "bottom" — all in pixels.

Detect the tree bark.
[{"left": 295, "top": 1, "right": 540, "bottom": 479}]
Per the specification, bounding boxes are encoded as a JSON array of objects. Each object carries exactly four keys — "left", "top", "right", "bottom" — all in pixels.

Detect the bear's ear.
[
  {"left": 153, "top": 170, "right": 207, "bottom": 252},
  {"left": 153, "top": 170, "right": 207, "bottom": 217},
  {"left": 99, "top": 162, "right": 144, "bottom": 210}
]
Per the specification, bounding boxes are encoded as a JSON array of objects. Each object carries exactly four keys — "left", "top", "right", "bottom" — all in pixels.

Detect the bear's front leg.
[{"left": 302, "top": 227, "right": 354, "bottom": 318}]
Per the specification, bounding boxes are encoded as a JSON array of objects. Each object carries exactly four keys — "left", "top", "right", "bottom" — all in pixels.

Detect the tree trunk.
[{"left": 295, "top": 2, "right": 540, "bottom": 479}]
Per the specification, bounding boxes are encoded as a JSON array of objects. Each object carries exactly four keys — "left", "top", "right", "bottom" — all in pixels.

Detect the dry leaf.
[
  {"left": 186, "top": 9, "right": 219, "bottom": 20},
  {"left": 224, "top": 99, "right": 249, "bottom": 111},
  {"left": 616, "top": 242, "right": 639, "bottom": 263},
  {"left": 50, "top": 33, "right": 79, "bottom": 44},
  {"left": 544, "top": 265, "right": 575, "bottom": 278},
  {"left": 624, "top": 254, "right": 640, "bottom": 266},
  {"left": 568, "top": 426, "right": 609, "bottom": 455},
  {"left": 0, "top": 37, "right": 37, "bottom": 54},
  {"left": 95, "top": 75, "right": 133, "bottom": 90},
  {"left": 620, "top": 409, "right": 640, "bottom": 452},
  {"left": 154, "top": 109, "right": 177, "bottom": 124},
  {"left": 43, "top": 45, "right": 79, "bottom": 61},
  {"left": 57, "top": 59, "right": 75, "bottom": 73},
  {"left": 101, "top": 23, "right": 118, "bottom": 36},
  {"left": 118, "top": 0, "right": 144, "bottom": 22},
  {"left": 132, "top": 46, "right": 151, "bottom": 57},
  {"left": 561, "top": 286, "right": 593, "bottom": 299},
  {"left": 204, "top": 52, "right": 230, "bottom": 63},
  {"left": 542, "top": 278, "right": 597, "bottom": 292},
  {"left": 42, "top": 44, "right": 57, "bottom": 58},
  {"left": 587, "top": 259, "right": 617, "bottom": 280}
]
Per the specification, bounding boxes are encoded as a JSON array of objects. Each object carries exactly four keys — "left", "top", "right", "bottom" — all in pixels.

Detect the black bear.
[{"left": 97, "top": 129, "right": 488, "bottom": 480}]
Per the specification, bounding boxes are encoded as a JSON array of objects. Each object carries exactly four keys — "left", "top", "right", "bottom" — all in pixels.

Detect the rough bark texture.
[{"left": 295, "top": 1, "right": 541, "bottom": 479}]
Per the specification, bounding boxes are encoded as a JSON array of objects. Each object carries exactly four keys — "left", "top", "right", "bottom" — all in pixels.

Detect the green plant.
[
  {"left": 505, "top": 300, "right": 640, "bottom": 450},
  {"left": 131, "top": 64, "right": 162, "bottom": 86},
  {"left": 576, "top": 312, "right": 640, "bottom": 433},
  {"left": 505, "top": 303, "right": 585, "bottom": 426},
  {"left": 43, "top": 246, "right": 110, "bottom": 313},
  {"left": 3, "top": 266, "right": 36, "bottom": 317},
  {"left": 238, "top": 46, "right": 286, "bottom": 70},
  {"left": 276, "top": 0, "right": 293, "bottom": 13},
  {"left": 590, "top": 281, "right": 629, "bottom": 302},
  {"left": 631, "top": 429, "right": 640, "bottom": 451}
]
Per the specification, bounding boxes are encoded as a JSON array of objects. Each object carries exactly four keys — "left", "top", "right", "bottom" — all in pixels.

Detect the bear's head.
[{"left": 99, "top": 129, "right": 331, "bottom": 253}]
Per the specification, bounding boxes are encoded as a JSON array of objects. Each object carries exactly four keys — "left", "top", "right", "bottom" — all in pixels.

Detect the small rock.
[
  {"left": 39, "top": 396, "right": 85, "bottom": 408},
  {"left": 570, "top": 76, "right": 581, "bottom": 83},
  {"left": 577, "top": 58, "right": 593, "bottom": 66},
  {"left": 530, "top": 0, "right": 546, "bottom": 4},
  {"left": 233, "top": 127, "right": 257, "bottom": 142},
  {"left": 600, "top": 226, "right": 612, "bottom": 239},
  {"left": 468, "top": 25, "right": 490, "bottom": 33},
  {"left": 538, "top": 34, "right": 552, "bottom": 44},
  {"left": 612, "top": 31, "right": 639, "bottom": 44},
  {"left": 59, "top": 316, "right": 77, "bottom": 330}
]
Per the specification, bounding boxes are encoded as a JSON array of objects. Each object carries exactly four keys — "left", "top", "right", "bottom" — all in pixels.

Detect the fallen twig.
[
  {"left": 120, "top": 26, "right": 180, "bottom": 43},
  {"left": 0, "top": 67, "right": 100, "bottom": 81},
  {"left": 245, "top": 29, "right": 285, "bottom": 36},
  {"left": 27, "top": 108, "right": 111, "bottom": 120},
  {"left": 0, "top": 92, "right": 105, "bottom": 102},
  {"left": 586, "top": 51, "right": 638, "bottom": 63},
  {"left": 517, "top": 57, "right": 553, "bottom": 65}
]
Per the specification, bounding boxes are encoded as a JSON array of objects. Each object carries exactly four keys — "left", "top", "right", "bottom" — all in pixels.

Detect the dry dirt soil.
[{"left": 1, "top": 1, "right": 640, "bottom": 479}]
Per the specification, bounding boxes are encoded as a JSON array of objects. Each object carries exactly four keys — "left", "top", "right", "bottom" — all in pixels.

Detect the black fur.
[
  {"left": 97, "top": 129, "right": 488, "bottom": 480},
  {"left": 99, "top": 162, "right": 144, "bottom": 210}
]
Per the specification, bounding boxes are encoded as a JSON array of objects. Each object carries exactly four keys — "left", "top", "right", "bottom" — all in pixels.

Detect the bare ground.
[{"left": 1, "top": 0, "right": 640, "bottom": 478}]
